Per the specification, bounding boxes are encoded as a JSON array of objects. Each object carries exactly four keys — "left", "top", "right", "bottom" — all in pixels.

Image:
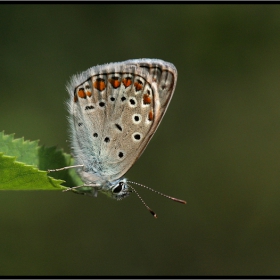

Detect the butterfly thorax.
[{"left": 74, "top": 170, "right": 131, "bottom": 200}]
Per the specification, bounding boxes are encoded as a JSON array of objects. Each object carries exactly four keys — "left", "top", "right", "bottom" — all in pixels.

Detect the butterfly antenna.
[
  {"left": 128, "top": 184, "right": 157, "bottom": 218},
  {"left": 128, "top": 181, "right": 187, "bottom": 205}
]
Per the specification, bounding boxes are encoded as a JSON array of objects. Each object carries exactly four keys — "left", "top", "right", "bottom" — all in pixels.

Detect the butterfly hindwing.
[{"left": 67, "top": 59, "right": 177, "bottom": 184}]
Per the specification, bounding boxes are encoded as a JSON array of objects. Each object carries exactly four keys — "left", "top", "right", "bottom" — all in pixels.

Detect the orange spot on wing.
[
  {"left": 134, "top": 81, "right": 143, "bottom": 91},
  {"left": 122, "top": 77, "right": 132, "bottom": 88},
  {"left": 93, "top": 78, "right": 106, "bottom": 91},
  {"left": 148, "top": 110, "right": 153, "bottom": 121},
  {"left": 86, "top": 91, "right": 92, "bottom": 97},
  {"left": 109, "top": 78, "right": 121, "bottom": 89},
  {"left": 78, "top": 89, "right": 86, "bottom": 98},
  {"left": 143, "top": 93, "right": 151, "bottom": 104}
]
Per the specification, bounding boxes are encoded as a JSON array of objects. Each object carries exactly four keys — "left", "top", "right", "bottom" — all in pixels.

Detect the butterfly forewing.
[{"left": 67, "top": 59, "right": 177, "bottom": 183}]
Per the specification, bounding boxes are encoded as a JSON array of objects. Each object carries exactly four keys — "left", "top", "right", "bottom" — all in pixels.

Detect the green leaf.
[
  {"left": 0, "top": 131, "right": 39, "bottom": 166},
  {"left": 0, "top": 131, "right": 82, "bottom": 190},
  {"left": 0, "top": 153, "right": 64, "bottom": 190}
]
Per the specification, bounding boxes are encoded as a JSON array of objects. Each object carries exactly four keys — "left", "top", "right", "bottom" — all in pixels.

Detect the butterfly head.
[{"left": 105, "top": 178, "right": 131, "bottom": 200}]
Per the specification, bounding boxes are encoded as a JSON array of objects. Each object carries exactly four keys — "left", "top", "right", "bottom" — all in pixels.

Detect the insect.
[{"left": 49, "top": 59, "right": 186, "bottom": 218}]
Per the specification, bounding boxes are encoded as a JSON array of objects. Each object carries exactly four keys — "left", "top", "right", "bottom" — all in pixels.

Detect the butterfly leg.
[
  {"left": 47, "top": 164, "right": 84, "bottom": 173},
  {"left": 63, "top": 184, "right": 98, "bottom": 197}
]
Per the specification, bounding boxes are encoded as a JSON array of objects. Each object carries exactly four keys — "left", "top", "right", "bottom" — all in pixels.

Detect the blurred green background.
[{"left": 0, "top": 4, "right": 280, "bottom": 276}]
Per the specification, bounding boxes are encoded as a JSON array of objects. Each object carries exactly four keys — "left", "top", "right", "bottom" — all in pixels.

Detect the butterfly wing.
[{"left": 67, "top": 59, "right": 177, "bottom": 184}]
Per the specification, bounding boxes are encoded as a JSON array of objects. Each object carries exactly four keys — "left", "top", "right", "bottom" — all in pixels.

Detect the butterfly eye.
[{"left": 113, "top": 182, "right": 123, "bottom": 193}]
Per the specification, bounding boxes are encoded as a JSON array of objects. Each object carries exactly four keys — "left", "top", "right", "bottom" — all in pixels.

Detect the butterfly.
[{"left": 49, "top": 59, "right": 186, "bottom": 218}]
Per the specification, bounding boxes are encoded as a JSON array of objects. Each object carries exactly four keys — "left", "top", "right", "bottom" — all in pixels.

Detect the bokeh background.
[{"left": 0, "top": 4, "right": 280, "bottom": 276}]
